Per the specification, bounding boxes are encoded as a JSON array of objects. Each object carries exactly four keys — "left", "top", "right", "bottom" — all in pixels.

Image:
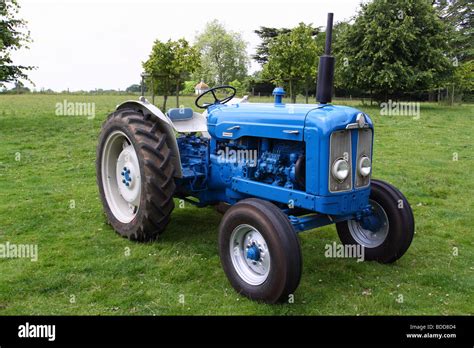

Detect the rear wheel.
[
  {"left": 96, "top": 109, "right": 176, "bottom": 241},
  {"left": 336, "top": 179, "right": 414, "bottom": 263},
  {"left": 218, "top": 198, "right": 302, "bottom": 303}
]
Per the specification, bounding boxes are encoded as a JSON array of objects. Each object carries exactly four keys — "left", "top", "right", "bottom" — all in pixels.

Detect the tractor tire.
[
  {"left": 218, "top": 198, "right": 302, "bottom": 303},
  {"left": 336, "top": 179, "right": 414, "bottom": 263},
  {"left": 96, "top": 108, "right": 175, "bottom": 242},
  {"left": 214, "top": 202, "right": 230, "bottom": 215}
]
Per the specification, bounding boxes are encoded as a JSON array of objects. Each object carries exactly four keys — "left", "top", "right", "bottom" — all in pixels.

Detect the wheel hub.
[
  {"left": 116, "top": 146, "right": 141, "bottom": 204},
  {"left": 246, "top": 243, "right": 261, "bottom": 261},
  {"left": 348, "top": 199, "right": 389, "bottom": 248},
  {"left": 121, "top": 166, "right": 133, "bottom": 187},
  {"left": 360, "top": 212, "right": 383, "bottom": 231}
]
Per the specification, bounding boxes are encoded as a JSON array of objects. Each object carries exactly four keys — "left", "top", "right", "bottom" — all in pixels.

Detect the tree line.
[
  {"left": 144, "top": 0, "right": 472, "bottom": 108},
  {"left": 1, "top": 0, "right": 472, "bottom": 107}
]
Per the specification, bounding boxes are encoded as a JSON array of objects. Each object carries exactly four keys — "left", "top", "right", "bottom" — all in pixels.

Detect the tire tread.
[{"left": 96, "top": 108, "right": 176, "bottom": 242}]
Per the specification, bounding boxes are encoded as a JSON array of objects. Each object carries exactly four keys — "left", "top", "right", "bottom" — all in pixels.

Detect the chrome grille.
[
  {"left": 355, "top": 128, "right": 373, "bottom": 188},
  {"left": 329, "top": 130, "right": 352, "bottom": 192}
]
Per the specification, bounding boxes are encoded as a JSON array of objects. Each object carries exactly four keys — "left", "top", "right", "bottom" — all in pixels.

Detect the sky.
[{"left": 11, "top": 0, "right": 368, "bottom": 91}]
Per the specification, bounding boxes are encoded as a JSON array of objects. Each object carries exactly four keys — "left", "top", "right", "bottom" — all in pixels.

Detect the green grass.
[{"left": 0, "top": 94, "right": 473, "bottom": 315}]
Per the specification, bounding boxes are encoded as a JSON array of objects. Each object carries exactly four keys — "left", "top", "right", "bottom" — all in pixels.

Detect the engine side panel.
[
  {"left": 207, "top": 103, "right": 311, "bottom": 141},
  {"left": 175, "top": 135, "right": 306, "bottom": 205}
]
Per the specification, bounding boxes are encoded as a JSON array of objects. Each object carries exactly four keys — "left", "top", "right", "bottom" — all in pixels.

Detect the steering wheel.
[{"left": 195, "top": 85, "right": 236, "bottom": 109}]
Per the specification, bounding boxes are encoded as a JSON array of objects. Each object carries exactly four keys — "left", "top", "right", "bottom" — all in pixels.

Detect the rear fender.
[{"left": 116, "top": 98, "right": 183, "bottom": 177}]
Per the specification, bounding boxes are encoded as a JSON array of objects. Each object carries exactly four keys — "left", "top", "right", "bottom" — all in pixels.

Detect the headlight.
[
  {"left": 331, "top": 158, "right": 350, "bottom": 181},
  {"left": 358, "top": 156, "right": 371, "bottom": 177}
]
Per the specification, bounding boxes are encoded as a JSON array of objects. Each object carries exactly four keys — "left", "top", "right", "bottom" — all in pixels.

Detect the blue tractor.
[{"left": 96, "top": 14, "right": 414, "bottom": 303}]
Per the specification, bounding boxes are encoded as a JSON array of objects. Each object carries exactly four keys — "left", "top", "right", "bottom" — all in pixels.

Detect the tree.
[
  {"left": 331, "top": 22, "right": 350, "bottom": 91},
  {"left": 433, "top": 0, "right": 473, "bottom": 101},
  {"left": 453, "top": 59, "right": 474, "bottom": 94},
  {"left": 1, "top": 80, "right": 30, "bottom": 94},
  {"left": 229, "top": 79, "right": 244, "bottom": 95},
  {"left": 263, "top": 23, "right": 320, "bottom": 103},
  {"left": 172, "top": 39, "right": 200, "bottom": 107},
  {"left": 0, "top": 0, "right": 34, "bottom": 86},
  {"left": 246, "top": 70, "right": 275, "bottom": 96},
  {"left": 253, "top": 27, "right": 291, "bottom": 64},
  {"left": 338, "top": 0, "right": 453, "bottom": 101},
  {"left": 143, "top": 38, "right": 200, "bottom": 110},
  {"left": 143, "top": 40, "right": 174, "bottom": 110},
  {"left": 194, "top": 20, "right": 249, "bottom": 85},
  {"left": 12, "top": 80, "right": 29, "bottom": 93},
  {"left": 125, "top": 84, "right": 142, "bottom": 93},
  {"left": 182, "top": 80, "right": 197, "bottom": 95},
  {"left": 433, "top": 0, "right": 473, "bottom": 63}
]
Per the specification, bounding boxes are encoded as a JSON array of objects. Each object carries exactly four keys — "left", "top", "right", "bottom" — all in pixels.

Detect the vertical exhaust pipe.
[{"left": 316, "top": 13, "right": 335, "bottom": 104}]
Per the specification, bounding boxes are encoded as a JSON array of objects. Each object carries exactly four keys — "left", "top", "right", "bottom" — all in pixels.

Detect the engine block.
[
  {"left": 253, "top": 140, "right": 304, "bottom": 190},
  {"left": 177, "top": 135, "right": 209, "bottom": 191}
]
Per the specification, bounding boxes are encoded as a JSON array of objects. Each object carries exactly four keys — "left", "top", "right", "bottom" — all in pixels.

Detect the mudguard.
[{"left": 116, "top": 98, "right": 183, "bottom": 177}]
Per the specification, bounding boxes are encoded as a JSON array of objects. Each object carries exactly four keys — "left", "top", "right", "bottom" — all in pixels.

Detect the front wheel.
[
  {"left": 218, "top": 198, "right": 302, "bottom": 303},
  {"left": 336, "top": 179, "right": 414, "bottom": 263}
]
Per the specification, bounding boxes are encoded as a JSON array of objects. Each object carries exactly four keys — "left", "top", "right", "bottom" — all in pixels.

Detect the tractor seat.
[
  {"left": 167, "top": 107, "right": 194, "bottom": 121},
  {"left": 165, "top": 107, "right": 208, "bottom": 135}
]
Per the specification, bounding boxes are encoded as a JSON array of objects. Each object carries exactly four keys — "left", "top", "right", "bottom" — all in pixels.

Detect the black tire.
[
  {"left": 336, "top": 179, "right": 414, "bottom": 263},
  {"left": 218, "top": 198, "right": 302, "bottom": 303},
  {"left": 214, "top": 202, "right": 230, "bottom": 215},
  {"left": 96, "top": 108, "right": 175, "bottom": 241}
]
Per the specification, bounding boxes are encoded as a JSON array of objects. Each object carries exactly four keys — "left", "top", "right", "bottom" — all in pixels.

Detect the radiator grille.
[
  {"left": 355, "top": 128, "right": 373, "bottom": 188},
  {"left": 329, "top": 130, "right": 352, "bottom": 192}
]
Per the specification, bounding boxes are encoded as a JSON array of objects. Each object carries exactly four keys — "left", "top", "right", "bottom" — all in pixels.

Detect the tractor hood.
[{"left": 207, "top": 102, "right": 373, "bottom": 141}]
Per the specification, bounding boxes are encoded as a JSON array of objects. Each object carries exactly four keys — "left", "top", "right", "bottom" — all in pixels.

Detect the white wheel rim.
[
  {"left": 101, "top": 130, "right": 141, "bottom": 223},
  {"left": 229, "top": 224, "right": 271, "bottom": 286}
]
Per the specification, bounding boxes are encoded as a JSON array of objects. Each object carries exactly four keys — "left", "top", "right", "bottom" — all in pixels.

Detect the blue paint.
[
  {"left": 121, "top": 166, "right": 132, "bottom": 186},
  {"left": 272, "top": 87, "right": 285, "bottom": 104},
  {"left": 289, "top": 207, "right": 372, "bottom": 233},
  {"left": 246, "top": 245, "right": 260, "bottom": 261},
  {"left": 173, "top": 100, "right": 376, "bottom": 230},
  {"left": 167, "top": 107, "right": 193, "bottom": 121},
  {"left": 360, "top": 210, "right": 383, "bottom": 231}
]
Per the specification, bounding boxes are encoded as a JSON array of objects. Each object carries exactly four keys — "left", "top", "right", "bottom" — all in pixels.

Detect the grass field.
[{"left": 0, "top": 94, "right": 473, "bottom": 315}]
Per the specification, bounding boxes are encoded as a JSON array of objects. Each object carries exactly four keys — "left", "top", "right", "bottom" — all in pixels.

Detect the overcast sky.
[{"left": 11, "top": 0, "right": 368, "bottom": 91}]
